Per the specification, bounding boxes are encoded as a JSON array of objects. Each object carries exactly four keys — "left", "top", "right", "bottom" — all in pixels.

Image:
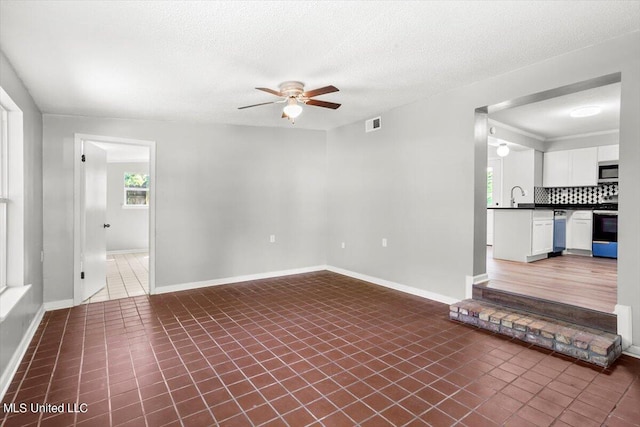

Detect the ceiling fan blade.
[
  {"left": 303, "top": 85, "right": 339, "bottom": 98},
  {"left": 256, "top": 87, "right": 283, "bottom": 97},
  {"left": 238, "top": 101, "right": 276, "bottom": 110},
  {"left": 306, "top": 99, "right": 341, "bottom": 110}
]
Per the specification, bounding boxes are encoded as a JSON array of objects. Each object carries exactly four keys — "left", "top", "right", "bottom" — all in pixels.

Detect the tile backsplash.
[{"left": 535, "top": 183, "right": 618, "bottom": 205}]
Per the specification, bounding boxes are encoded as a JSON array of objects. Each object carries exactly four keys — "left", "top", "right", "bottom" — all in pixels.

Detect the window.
[
  {"left": 124, "top": 173, "right": 149, "bottom": 207},
  {"left": 0, "top": 87, "right": 28, "bottom": 322},
  {"left": 0, "top": 105, "right": 7, "bottom": 294},
  {"left": 487, "top": 166, "right": 493, "bottom": 207}
]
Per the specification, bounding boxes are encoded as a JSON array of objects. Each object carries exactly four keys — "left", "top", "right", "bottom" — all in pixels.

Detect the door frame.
[{"left": 73, "top": 133, "right": 157, "bottom": 305}]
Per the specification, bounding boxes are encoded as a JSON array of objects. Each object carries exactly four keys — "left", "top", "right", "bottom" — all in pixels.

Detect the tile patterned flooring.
[
  {"left": 85, "top": 252, "right": 149, "bottom": 304},
  {"left": 2, "top": 271, "right": 639, "bottom": 426}
]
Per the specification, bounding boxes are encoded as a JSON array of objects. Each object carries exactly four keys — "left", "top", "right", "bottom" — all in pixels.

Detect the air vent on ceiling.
[{"left": 365, "top": 116, "right": 381, "bottom": 133}]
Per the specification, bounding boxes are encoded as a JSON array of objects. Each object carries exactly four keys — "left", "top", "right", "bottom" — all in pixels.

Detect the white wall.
[
  {"left": 502, "top": 149, "right": 536, "bottom": 205},
  {"left": 489, "top": 122, "right": 546, "bottom": 152},
  {"left": 0, "top": 52, "right": 43, "bottom": 388},
  {"left": 106, "top": 162, "right": 149, "bottom": 252},
  {"left": 326, "top": 32, "right": 640, "bottom": 348},
  {"left": 34, "top": 30, "right": 640, "bottom": 351},
  {"left": 43, "top": 116, "right": 327, "bottom": 302}
]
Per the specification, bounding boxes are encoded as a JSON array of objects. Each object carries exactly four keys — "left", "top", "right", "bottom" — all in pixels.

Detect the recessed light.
[{"left": 570, "top": 106, "right": 602, "bottom": 118}]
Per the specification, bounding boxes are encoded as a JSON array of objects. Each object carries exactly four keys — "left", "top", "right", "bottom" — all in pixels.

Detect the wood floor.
[{"left": 484, "top": 246, "right": 617, "bottom": 313}]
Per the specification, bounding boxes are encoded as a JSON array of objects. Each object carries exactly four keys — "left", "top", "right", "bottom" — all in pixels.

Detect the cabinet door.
[
  {"left": 570, "top": 219, "right": 593, "bottom": 250},
  {"left": 598, "top": 145, "right": 619, "bottom": 162},
  {"left": 570, "top": 147, "right": 598, "bottom": 187},
  {"left": 532, "top": 220, "right": 553, "bottom": 255},
  {"left": 543, "top": 151, "right": 570, "bottom": 187}
]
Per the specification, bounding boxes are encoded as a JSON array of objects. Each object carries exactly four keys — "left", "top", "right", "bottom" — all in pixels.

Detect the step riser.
[
  {"left": 473, "top": 285, "right": 617, "bottom": 333},
  {"left": 450, "top": 300, "right": 622, "bottom": 368}
]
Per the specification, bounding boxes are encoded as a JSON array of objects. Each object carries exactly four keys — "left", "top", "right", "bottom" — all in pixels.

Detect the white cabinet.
[
  {"left": 543, "top": 147, "right": 598, "bottom": 187},
  {"left": 543, "top": 150, "right": 570, "bottom": 188},
  {"left": 532, "top": 219, "right": 554, "bottom": 255},
  {"left": 568, "top": 211, "right": 593, "bottom": 251},
  {"left": 493, "top": 209, "right": 553, "bottom": 262},
  {"left": 570, "top": 148, "right": 599, "bottom": 186},
  {"left": 487, "top": 209, "right": 494, "bottom": 245},
  {"left": 598, "top": 145, "right": 619, "bottom": 162}
]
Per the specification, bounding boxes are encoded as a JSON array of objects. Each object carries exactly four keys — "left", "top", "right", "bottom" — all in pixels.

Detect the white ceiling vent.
[{"left": 365, "top": 116, "right": 381, "bottom": 133}]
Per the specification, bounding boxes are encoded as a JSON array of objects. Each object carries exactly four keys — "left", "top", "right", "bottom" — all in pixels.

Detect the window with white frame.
[
  {"left": 0, "top": 105, "right": 7, "bottom": 294},
  {"left": 124, "top": 173, "right": 149, "bottom": 207},
  {"left": 0, "top": 87, "right": 27, "bottom": 322}
]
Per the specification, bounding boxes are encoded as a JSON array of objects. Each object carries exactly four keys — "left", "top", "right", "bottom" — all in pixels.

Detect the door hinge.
[
  {"left": 81, "top": 271, "right": 85, "bottom": 279},
  {"left": 81, "top": 154, "right": 86, "bottom": 162}
]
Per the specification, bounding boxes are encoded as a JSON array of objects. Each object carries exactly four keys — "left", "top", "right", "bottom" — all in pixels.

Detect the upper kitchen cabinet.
[
  {"left": 543, "top": 147, "right": 598, "bottom": 187},
  {"left": 597, "top": 144, "right": 619, "bottom": 162}
]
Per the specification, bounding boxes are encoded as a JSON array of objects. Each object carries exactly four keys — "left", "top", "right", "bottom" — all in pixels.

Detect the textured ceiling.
[{"left": 1, "top": 1, "right": 639, "bottom": 130}]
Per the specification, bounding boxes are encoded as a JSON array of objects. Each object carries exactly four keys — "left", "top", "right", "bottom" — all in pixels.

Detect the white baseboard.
[
  {"left": 0, "top": 304, "right": 45, "bottom": 402},
  {"left": 465, "top": 274, "right": 489, "bottom": 299},
  {"left": 153, "top": 265, "right": 328, "bottom": 295},
  {"left": 614, "top": 304, "right": 633, "bottom": 350},
  {"left": 326, "top": 266, "right": 460, "bottom": 306},
  {"left": 44, "top": 299, "right": 74, "bottom": 311},
  {"left": 107, "top": 249, "right": 148, "bottom": 255},
  {"left": 623, "top": 345, "right": 640, "bottom": 359}
]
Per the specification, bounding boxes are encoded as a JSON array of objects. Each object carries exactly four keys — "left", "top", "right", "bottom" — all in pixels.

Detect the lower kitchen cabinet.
[
  {"left": 567, "top": 211, "right": 593, "bottom": 252},
  {"left": 492, "top": 208, "right": 554, "bottom": 262},
  {"left": 532, "top": 218, "right": 554, "bottom": 255}
]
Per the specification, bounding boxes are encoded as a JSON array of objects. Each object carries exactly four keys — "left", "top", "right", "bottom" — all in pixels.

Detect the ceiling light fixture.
[
  {"left": 497, "top": 143, "right": 510, "bottom": 157},
  {"left": 570, "top": 106, "right": 602, "bottom": 118},
  {"left": 283, "top": 98, "right": 302, "bottom": 119}
]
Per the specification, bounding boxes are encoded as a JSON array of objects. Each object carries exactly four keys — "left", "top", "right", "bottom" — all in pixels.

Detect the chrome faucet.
[{"left": 510, "top": 186, "right": 525, "bottom": 207}]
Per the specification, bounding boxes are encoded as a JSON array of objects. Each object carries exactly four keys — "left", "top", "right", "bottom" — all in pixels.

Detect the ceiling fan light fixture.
[
  {"left": 283, "top": 99, "right": 302, "bottom": 119},
  {"left": 570, "top": 106, "right": 602, "bottom": 118},
  {"left": 497, "top": 143, "right": 510, "bottom": 157}
]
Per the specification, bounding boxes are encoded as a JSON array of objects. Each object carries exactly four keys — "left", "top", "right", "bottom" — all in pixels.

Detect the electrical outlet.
[
  {"left": 341, "top": 242, "right": 346, "bottom": 249},
  {"left": 382, "top": 238, "right": 388, "bottom": 247},
  {"left": 269, "top": 235, "right": 276, "bottom": 243}
]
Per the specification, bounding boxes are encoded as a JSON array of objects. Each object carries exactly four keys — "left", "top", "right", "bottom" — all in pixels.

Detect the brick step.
[{"left": 449, "top": 299, "right": 622, "bottom": 368}]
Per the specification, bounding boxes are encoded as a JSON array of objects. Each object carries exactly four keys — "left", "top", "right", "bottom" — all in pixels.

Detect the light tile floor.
[{"left": 84, "top": 252, "right": 149, "bottom": 303}]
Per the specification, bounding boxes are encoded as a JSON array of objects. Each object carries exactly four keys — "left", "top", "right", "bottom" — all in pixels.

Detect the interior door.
[{"left": 82, "top": 142, "right": 108, "bottom": 301}]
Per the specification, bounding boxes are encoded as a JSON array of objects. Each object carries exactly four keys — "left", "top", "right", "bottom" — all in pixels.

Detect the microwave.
[{"left": 598, "top": 161, "right": 619, "bottom": 183}]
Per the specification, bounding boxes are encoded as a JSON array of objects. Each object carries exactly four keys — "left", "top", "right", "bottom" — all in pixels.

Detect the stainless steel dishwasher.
[{"left": 551, "top": 210, "right": 566, "bottom": 256}]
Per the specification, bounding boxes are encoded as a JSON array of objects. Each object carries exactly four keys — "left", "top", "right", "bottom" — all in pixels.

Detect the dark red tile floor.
[{"left": 1, "top": 271, "right": 639, "bottom": 426}]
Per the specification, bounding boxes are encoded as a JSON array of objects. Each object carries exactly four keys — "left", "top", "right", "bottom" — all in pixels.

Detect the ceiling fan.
[{"left": 238, "top": 81, "right": 341, "bottom": 123}]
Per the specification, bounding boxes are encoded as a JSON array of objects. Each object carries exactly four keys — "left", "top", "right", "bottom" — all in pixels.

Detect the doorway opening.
[
  {"left": 73, "top": 134, "right": 156, "bottom": 305},
  {"left": 474, "top": 73, "right": 621, "bottom": 316}
]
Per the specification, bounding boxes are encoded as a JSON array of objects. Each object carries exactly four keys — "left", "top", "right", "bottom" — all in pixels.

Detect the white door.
[
  {"left": 487, "top": 158, "right": 502, "bottom": 207},
  {"left": 82, "top": 142, "right": 108, "bottom": 301}
]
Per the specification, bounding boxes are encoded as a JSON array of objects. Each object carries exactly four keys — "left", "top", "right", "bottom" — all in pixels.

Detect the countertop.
[{"left": 488, "top": 203, "right": 618, "bottom": 211}]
